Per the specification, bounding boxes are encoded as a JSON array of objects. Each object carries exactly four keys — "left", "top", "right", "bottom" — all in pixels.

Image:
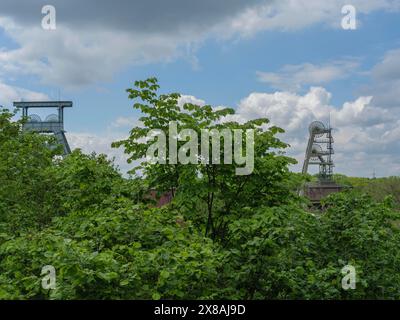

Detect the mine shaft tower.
[
  {"left": 302, "top": 121, "right": 343, "bottom": 204},
  {"left": 14, "top": 101, "right": 72, "bottom": 156},
  {"left": 302, "top": 121, "right": 334, "bottom": 181}
]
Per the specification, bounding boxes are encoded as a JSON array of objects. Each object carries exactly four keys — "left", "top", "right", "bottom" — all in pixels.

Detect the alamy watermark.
[
  {"left": 41, "top": 265, "right": 56, "bottom": 290},
  {"left": 42, "top": 5, "right": 56, "bottom": 30},
  {"left": 146, "top": 121, "right": 254, "bottom": 175},
  {"left": 341, "top": 5, "right": 357, "bottom": 30},
  {"left": 341, "top": 264, "right": 356, "bottom": 290},
  {"left": 40, "top": 4, "right": 356, "bottom": 32}
]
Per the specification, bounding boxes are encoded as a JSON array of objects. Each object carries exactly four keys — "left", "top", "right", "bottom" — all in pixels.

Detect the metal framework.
[
  {"left": 13, "top": 101, "right": 72, "bottom": 155},
  {"left": 301, "top": 121, "right": 344, "bottom": 205},
  {"left": 302, "top": 121, "right": 334, "bottom": 182}
]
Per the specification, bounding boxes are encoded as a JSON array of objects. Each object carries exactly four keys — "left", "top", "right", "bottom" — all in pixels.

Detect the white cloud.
[
  {"left": 228, "top": 87, "right": 333, "bottom": 130},
  {"left": 0, "top": 1, "right": 398, "bottom": 88},
  {"left": 365, "top": 48, "right": 400, "bottom": 108},
  {"left": 110, "top": 117, "right": 139, "bottom": 129},
  {"left": 0, "top": 80, "right": 48, "bottom": 106},
  {"left": 226, "top": 0, "right": 399, "bottom": 36},
  {"left": 0, "top": 18, "right": 186, "bottom": 89},
  {"left": 178, "top": 95, "right": 206, "bottom": 107},
  {"left": 67, "top": 131, "right": 134, "bottom": 174},
  {"left": 334, "top": 96, "right": 392, "bottom": 127},
  {"left": 257, "top": 60, "right": 360, "bottom": 91},
  {"left": 221, "top": 86, "right": 400, "bottom": 177}
]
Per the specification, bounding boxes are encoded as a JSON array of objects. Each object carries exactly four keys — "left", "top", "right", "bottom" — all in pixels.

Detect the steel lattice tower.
[
  {"left": 14, "top": 101, "right": 72, "bottom": 156},
  {"left": 301, "top": 121, "right": 344, "bottom": 205},
  {"left": 302, "top": 121, "right": 335, "bottom": 182}
]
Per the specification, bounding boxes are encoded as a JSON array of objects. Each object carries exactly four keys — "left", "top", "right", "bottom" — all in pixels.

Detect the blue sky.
[{"left": 0, "top": 0, "right": 399, "bottom": 176}]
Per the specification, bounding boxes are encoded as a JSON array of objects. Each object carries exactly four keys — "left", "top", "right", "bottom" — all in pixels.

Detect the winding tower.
[
  {"left": 14, "top": 101, "right": 72, "bottom": 156},
  {"left": 302, "top": 121, "right": 334, "bottom": 180},
  {"left": 302, "top": 121, "right": 343, "bottom": 204}
]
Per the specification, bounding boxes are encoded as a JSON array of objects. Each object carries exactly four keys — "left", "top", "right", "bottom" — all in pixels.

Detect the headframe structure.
[
  {"left": 301, "top": 120, "right": 343, "bottom": 204},
  {"left": 14, "top": 101, "right": 72, "bottom": 156},
  {"left": 302, "top": 121, "right": 334, "bottom": 181}
]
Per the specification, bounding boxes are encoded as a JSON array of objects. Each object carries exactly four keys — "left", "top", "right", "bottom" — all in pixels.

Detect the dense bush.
[
  {"left": 334, "top": 174, "right": 400, "bottom": 208},
  {"left": 0, "top": 202, "right": 222, "bottom": 299},
  {"left": 0, "top": 108, "right": 61, "bottom": 233},
  {"left": 0, "top": 80, "right": 399, "bottom": 300},
  {"left": 218, "top": 194, "right": 400, "bottom": 299}
]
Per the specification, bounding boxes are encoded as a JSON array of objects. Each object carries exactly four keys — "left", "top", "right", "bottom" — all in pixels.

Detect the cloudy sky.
[{"left": 0, "top": 0, "right": 399, "bottom": 177}]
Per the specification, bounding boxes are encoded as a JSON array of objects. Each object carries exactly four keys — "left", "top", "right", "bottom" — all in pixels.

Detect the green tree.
[
  {"left": 0, "top": 107, "right": 62, "bottom": 233},
  {"left": 47, "top": 150, "right": 136, "bottom": 214},
  {"left": 113, "top": 78, "right": 297, "bottom": 241},
  {"left": 0, "top": 202, "right": 222, "bottom": 299}
]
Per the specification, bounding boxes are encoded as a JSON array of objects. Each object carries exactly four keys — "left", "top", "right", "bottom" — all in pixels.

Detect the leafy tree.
[
  {"left": 0, "top": 202, "right": 222, "bottom": 299},
  {"left": 319, "top": 191, "right": 400, "bottom": 299},
  {"left": 1, "top": 81, "right": 400, "bottom": 300},
  {"left": 334, "top": 174, "right": 400, "bottom": 208},
  {"left": 47, "top": 150, "right": 135, "bottom": 214},
  {"left": 0, "top": 107, "right": 62, "bottom": 233},
  {"left": 218, "top": 205, "right": 325, "bottom": 299},
  {"left": 113, "top": 78, "right": 297, "bottom": 241},
  {"left": 217, "top": 192, "right": 400, "bottom": 299}
]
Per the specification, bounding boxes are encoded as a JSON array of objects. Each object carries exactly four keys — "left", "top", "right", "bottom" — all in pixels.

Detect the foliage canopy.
[{"left": 0, "top": 79, "right": 399, "bottom": 299}]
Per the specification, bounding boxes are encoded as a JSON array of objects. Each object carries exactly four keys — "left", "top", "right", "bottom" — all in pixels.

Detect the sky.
[{"left": 0, "top": 0, "right": 399, "bottom": 177}]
